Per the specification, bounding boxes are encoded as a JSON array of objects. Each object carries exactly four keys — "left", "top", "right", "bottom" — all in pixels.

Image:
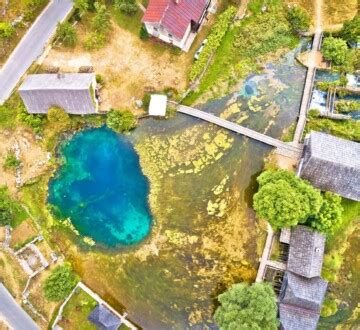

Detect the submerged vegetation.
[{"left": 185, "top": 0, "right": 300, "bottom": 103}]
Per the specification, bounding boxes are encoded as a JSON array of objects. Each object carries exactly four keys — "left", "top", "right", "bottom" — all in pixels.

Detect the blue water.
[{"left": 48, "top": 127, "right": 152, "bottom": 247}]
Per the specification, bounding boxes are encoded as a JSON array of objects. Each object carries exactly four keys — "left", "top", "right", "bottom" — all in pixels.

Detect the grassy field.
[{"left": 57, "top": 288, "right": 97, "bottom": 330}]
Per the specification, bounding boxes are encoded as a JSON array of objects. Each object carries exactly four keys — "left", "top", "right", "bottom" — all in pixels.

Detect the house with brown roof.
[{"left": 142, "top": 0, "right": 211, "bottom": 51}]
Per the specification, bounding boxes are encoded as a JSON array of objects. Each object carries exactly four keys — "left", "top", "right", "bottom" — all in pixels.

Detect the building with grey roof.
[
  {"left": 279, "top": 272, "right": 328, "bottom": 312},
  {"left": 299, "top": 131, "right": 360, "bottom": 201},
  {"left": 287, "top": 225, "right": 325, "bottom": 278},
  {"left": 88, "top": 304, "right": 122, "bottom": 330},
  {"left": 278, "top": 225, "right": 328, "bottom": 330},
  {"left": 19, "top": 73, "right": 98, "bottom": 115}
]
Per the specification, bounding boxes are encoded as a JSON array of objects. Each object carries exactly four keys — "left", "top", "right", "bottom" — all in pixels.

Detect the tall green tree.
[
  {"left": 309, "top": 192, "right": 343, "bottom": 235},
  {"left": 322, "top": 37, "right": 348, "bottom": 65},
  {"left": 214, "top": 283, "right": 279, "bottom": 330},
  {"left": 340, "top": 15, "right": 360, "bottom": 45},
  {"left": 56, "top": 22, "right": 77, "bottom": 47},
  {"left": 92, "top": 2, "right": 110, "bottom": 34},
  {"left": 253, "top": 170, "right": 323, "bottom": 229},
  {"left": 43, "top": 265, "right": 78, "bottom": 301},
  {"left": 287, "top": 6, "right": 310, "bottom": 33}
]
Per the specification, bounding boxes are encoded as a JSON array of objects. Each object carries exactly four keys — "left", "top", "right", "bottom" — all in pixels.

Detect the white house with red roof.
[{"left": 142, "top": 0, "right": 211, "bottom": 51}]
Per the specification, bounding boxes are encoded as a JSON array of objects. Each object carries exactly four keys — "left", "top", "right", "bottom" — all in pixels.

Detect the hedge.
[{"left": 189, "top": 6, "right": 237, "bottom": 82}]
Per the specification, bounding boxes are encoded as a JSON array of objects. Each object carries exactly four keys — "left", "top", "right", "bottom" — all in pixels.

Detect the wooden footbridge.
[{"left": 173, "top": 103, "right": 303, "bottom": 158}]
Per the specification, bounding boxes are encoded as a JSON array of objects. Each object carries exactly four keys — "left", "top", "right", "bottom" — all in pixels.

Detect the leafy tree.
[
  {"left": 43, "top": 265, "right": 78, "bottom": 301},
  {"left": 56, "top": 22, "right": 77, "bottom": 47},
  {"left": 47, "top": 106, "right": 71, "bottom": 130},
  {"left": 106, "top": 109, "right": 137, "bottom": 133},
  {"left": 114, "top": 0, "right": 138, "bottom": 15},
  {"left": 309, "top": 192, "right": 343, "bottom": 235},
  {"left": 92, "top": 2, "right": 110, "bottom": 34},
  {"left": 287, "top": 6, "right": 310, "bottom": 33},
  {"left": 3, "top": 152, "right": 21, "bottom": 170},
  {"left": 322, "top": 37, "right": 348, "bottom": 65},
  {"left": 340, "top": 15, "right": 360, "bottom": 45},
  {"left": 74, "top": 0, "right": 89, "bottom": 17},
  {"left": 214, "top": 283, "right": 278, "bottom": 330},
  {"left": 253, "top": 170, "right": 323, "bottom": 229}
]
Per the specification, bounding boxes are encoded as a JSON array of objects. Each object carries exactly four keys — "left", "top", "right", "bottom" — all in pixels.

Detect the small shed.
[
  {"left": 299, "top": 131, "right": 360, "bottom": 201},
  {"left": 287, "top": 225, "right": 325, "bottom": 278},
  {"left": 88, "top": 304, "right": 122, "bottom": 330},
  {"left": 149, "top": 94, "right": 167, "bottom": 117},
  {"left": 19, "top": 73, "right": 98, "bottom": 115}
]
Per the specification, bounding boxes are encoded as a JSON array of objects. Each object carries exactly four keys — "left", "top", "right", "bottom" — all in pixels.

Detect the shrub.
[
  {"left": 3, "top": 152, "right": 21, "bottom": 170},
  {"left": 322, "top": 37, "right": 348, "bottom": 66},
  {"left": 17, "top": 108, "right": 44, "bottom": 134},
  {"left": 0, "top": 186, "right": 26, "bottom": 227},
  {"left": 0, "top": 22, "right": 15, "bottom": 39},
  {"left": 189, "top": 6, "right": 237, "bottom": 81},
  {"left": 106, "top": 109, "right": 137, "bottom": 133},
  {"left": 340, "top": 14, "right": 360, "bottom": 45},
  {"left": 74, "top": 0, "right": 89, "bottom": 18},
  {"left": 92, "top": 2, "right": 110, "bottom": 34},
  {"left": 95, "top": 74, "right": 105, "bottom": 85},
  {"left": 139, "top": 24, "right": 149, "bottom": 40},
  {"left": 308, "top": 192, "right": 343, "bottom": 235},
  {"left": 214, "top": 283, "right": 278, "bottom": 329},
  {"left": 47, "top": 106, "right": 71, "bottom": 130},
  {"left": 43, "top": 265, "right": 78, "bottom": 301},
  {"left": 114, "top": 0, "right": 138, "bottom": 15},
  {"left": 253, "top": 170, "right": 323, "bottom": 229},
  {"left": 287, "top": 6, "right": 310, "bottom": 33},
  {"left": 83, "top": 32, "right": 106, "bottom": 50},
  {"left": 56, "top": 22, "right": 77, "bottom": 47},
  {"left": 142, "top": 93, "right": 151, "bottom": 109},
  {"left": 321, "top": 298, "right": 338, "bottom": 317},
  {"left": 335, "top": 99, "right": 360, "bottom": 113}
]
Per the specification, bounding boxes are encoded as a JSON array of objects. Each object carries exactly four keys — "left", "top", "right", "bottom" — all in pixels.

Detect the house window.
[
  {"left": 168, "top": 33, "right": 173, "bottom": 39},
  {"left": 153, "top": 27, "right": 158, "bottom": 31}
]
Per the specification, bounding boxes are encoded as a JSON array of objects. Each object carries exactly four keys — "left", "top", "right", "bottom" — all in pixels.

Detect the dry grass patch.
[{"left": 9, "top": 219, "right": 38, "bottom": 250}]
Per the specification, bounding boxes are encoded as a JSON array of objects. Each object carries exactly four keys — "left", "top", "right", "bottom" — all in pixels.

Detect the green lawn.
[
  {"left": 58, "top": 288, "right": 98, "bottom": 330},
  {"left": 111, "top": 7, "right": 143, "bottom": 35}
]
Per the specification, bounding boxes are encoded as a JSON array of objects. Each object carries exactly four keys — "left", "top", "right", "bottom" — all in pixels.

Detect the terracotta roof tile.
[{"left": 142, "top": 0, "right": 208, "bottom": 39}]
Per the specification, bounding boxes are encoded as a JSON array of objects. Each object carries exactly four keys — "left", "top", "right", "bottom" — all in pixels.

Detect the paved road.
[
  {"left": 0, "top": 0, "right": 73, "bottom": 105},
  {"left": 0, "top": 283, "right": 39, "bottom": 330},
  {"left": 176, "top": 103, "right": 302, "bottom": 157}
]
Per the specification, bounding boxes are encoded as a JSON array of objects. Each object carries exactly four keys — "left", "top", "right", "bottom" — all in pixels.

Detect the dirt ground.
[
  {"left": 43, "top": 21, "right": 195, "bottom": 110},
  {"left": 0, "top": 128, "right": 49, "bottom": 195},
  {"left": 10, "top": 219, "right": 38, "bottom": 248},
  {"left": 297, "top": 50, "right": 329, "bottom": 69}
]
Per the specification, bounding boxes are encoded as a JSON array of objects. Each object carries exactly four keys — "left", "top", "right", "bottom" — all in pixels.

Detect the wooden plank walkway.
[
  {"left": 175, "top": 103, "right": 302, "bottom": 158},
  {"left": 293, "top": 31, "right": 323, "bottom": 144}
]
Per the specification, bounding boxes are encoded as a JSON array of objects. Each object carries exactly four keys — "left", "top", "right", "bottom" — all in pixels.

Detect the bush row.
[{"left": 189, "top": 6, "right": 237, "bottom": 82}]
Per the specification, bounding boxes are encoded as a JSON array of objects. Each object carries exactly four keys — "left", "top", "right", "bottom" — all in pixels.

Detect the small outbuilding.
[
  {"left": 19, "top": 73, "right": 98, "bottom": 115},
  {"left": 148, "top": 94, "right": 167, "bottom": 117},
  {"left": 299, "top": 131, "right": 360, "bottom": 201},
  {"left": 88, "top": 304, "right": 122, "bottom": 330}
]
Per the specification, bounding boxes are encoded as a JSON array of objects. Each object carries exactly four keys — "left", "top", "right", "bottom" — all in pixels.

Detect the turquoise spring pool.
[{"left": 48, "top": 127, "right": 152, "bottom": 247}]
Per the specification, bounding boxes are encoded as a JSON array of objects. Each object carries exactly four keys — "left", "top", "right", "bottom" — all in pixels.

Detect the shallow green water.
[{"left": 55, "top": 45, "right": 308, "bottom": 329}]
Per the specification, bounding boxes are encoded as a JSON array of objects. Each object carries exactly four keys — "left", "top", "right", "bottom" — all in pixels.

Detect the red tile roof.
[{"left": 142, "top": 0, "right": 208, "bottom": 39}]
